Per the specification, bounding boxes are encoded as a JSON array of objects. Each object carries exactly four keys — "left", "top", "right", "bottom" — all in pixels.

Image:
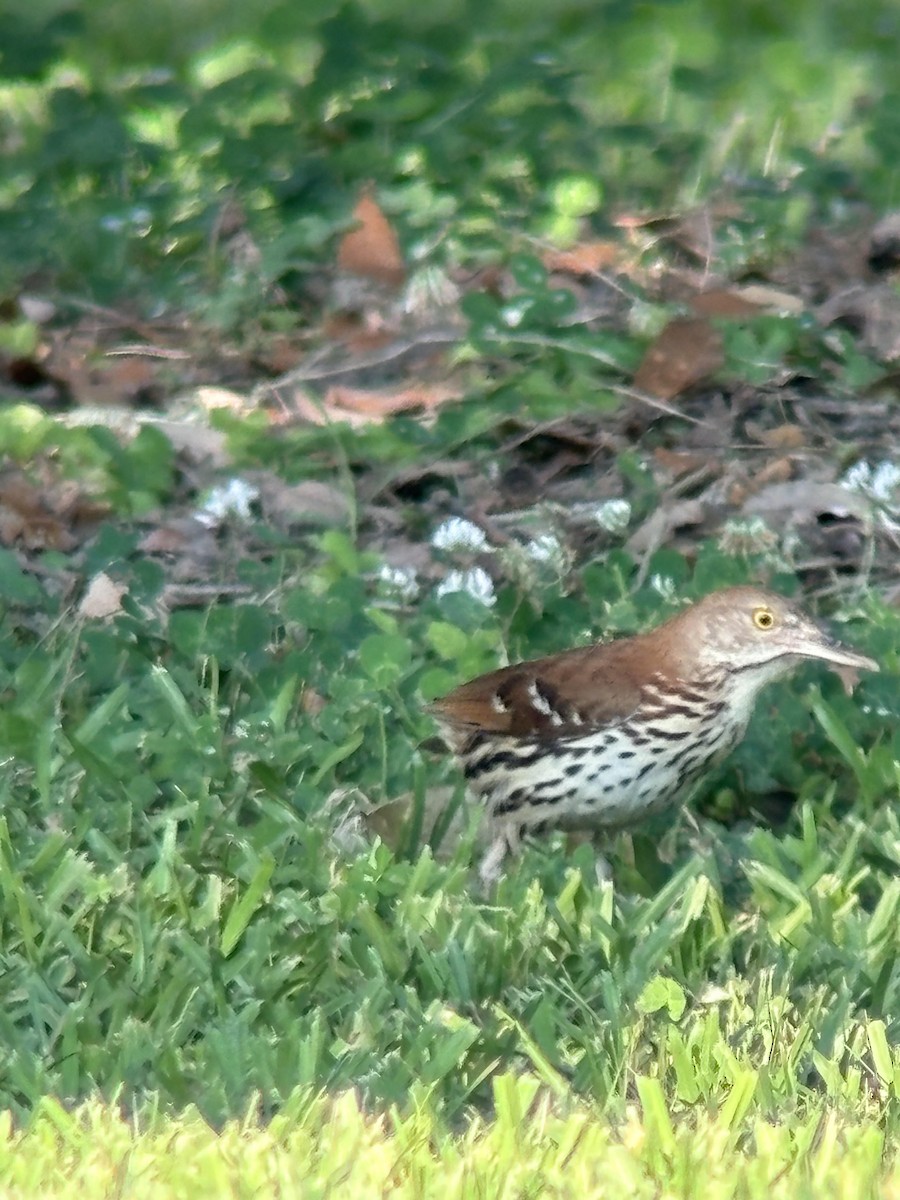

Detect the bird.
[{"left": 429, "top": 585, "right": 879, "bottom": 885}]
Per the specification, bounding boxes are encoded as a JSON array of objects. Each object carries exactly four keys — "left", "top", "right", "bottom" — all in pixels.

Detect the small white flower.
[
  {"left": 377, "top": 564, "right": 419, "bottom": 602},
  {"left": 525, "top": 532, "right": 562, "bottom": 563},
  {"left": 500, "top": 300, "right": 530, "bottom": 328},
  {"left": 402, "top": 265, "right": 460, "bottom": 315},
  {"left": 196, "top": 478, "right": 260, "bottom": 528},
  {"left": 841, "top": 461, "right": 871, "bottom": 492},
  {"left": 718, "top": 517, "right": 779, "bottom": 557},
  {"left": 649, "top": 574, "right": 677, "bottom": 601},
  {"left": 436, "top": 567, "right": 496, "bottom": 606},
  {"left": 843, "top": 459, "right": 900, "bottom": 505},
  {"left": 431, "top": 516, "right": 488, "bottom": 553},
  {"left": 592, "top": 498, "right": 631, "bottom": 534}
]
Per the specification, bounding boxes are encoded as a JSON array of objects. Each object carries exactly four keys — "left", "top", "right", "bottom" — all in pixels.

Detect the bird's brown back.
[{"left": 429, "top": 625, "right": 684, "bottom": 744}]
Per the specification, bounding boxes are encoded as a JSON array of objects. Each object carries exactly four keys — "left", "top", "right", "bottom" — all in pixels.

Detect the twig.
[{"left": 105, "top": 345, "right": 191, "bottom": 360}]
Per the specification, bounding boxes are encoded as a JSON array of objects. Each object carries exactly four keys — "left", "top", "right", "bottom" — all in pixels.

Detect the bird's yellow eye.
[{"left": 753, "top": 606, "right": 775, "bottom": 630}]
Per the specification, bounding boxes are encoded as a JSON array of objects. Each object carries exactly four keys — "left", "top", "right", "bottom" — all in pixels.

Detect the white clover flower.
[
  {"left": 402, "top": 265, "right": 460, "bottom": 315},
  {"left": 842, "top": 459, "right": 900, "bottom": 505},
  {"left": 592, "top": 498, "right": 631, "bottom": 534},
  {"left": 431, "top": 516, "right": 489, "bottom": 553},
  {"left": 524, "top": 532, "right": 563, "bottom": 563},
  {"left": 500, "top": 300, "right": 531, "bottom": 328},
  {"left": 196, "top": 478, "right": 260, "bottom": 528},
  {"left": 718, "top": 517, "right": 779, "bottom": 557},
  {"left": 377, "top": 563, "right": 420, "bottom": 602},
  {"left": 649, "top": 574, "right": 677, "bottom": 601},
  {"left": 436, "top": 567, "right": 496, "bottom": 606}
]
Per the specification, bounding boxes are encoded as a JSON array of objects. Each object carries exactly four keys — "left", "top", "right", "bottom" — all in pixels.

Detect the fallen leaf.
[
  {"left": 253, "top": 476, "right": 352, "bottom": 527},
  {"left": 138, "top": 517, "right": 219, "bottom": 563},
  {"left": 819, "top": 283, "right": 900, "bottom": 362},
  {"left": 743, "top": 481, "right": 871, "bottom": 524},
  {"left": 312, "top": 382, "right": 463, "bottom": 424},
  {"left": 746, "top": 422, "right": 806, "bottom": 451},
  {"left": 146, "top": 418, "right": 230, "bottom": 466},
  {"left": 689, "top": 286, "right": 804, "bottom": 317},
  {"left": 301, "top": 687, "right": 326, "bottom": 716},
  {"left": 193, "top": 386, "right": 249, "bottom": 413},
  {"left": 542, "top": 240, "right": 621, "bottom": 275},
  {"left": 79, "top": 572, "right": 126, "bottom": 619},
  {"left": 322, "top": 313, "right": 395, "bottom": 351},
  {"left": 733, "top": 284, "right": 804, "bottom": 313},
  {"left": 753, "top": 456, "right": 795, "bottom": 486},
  {"left": 727, "top": 478, "right": 749, "bottom": 506},
  {"left": 0, "top": 472, "right": 73, "bottom": 549},
  {"left": 18, "top": 295, "right": 57, "bottom": 324},
  {"left": 361, "top": 786, "right": 468, "bottom": 858},
  {"left": 626, "top": 498, "right": 706, "bottom": 555},
  {"left": 138, "top": 524, "right": 193, "bottom": 555},
  {"left": 633, "top": 317, "right": 724, "bottom": 400},
  {"left": 337, "top": 189, "right": 405, "bottom": 287},
  {"left": 689, "top": 289, "right": 766, "bottom": 318},
  {"left": 652, "top": 448, "right": 714, "bottom": 477}
]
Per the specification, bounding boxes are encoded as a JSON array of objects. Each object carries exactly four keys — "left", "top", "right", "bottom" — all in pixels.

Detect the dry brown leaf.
[
  {"left": 361, "top": 787, "right": 468, "bottom": 857},
  {"left": 79, "top": 572, "right": 126, "bottom": 619},
  {"left": 301, "top": 687, "right": 326, "bottom": 716},
  {"left": 253, "top": 477, "right": 352, "bottom": 527},
  {"left": 743, "top": 481, "right": 871, "bottom": 524},
  {"left": 819, "top": 283, "right": 900, "bottom": 362},
  {"left": 45, "top": 338, "right": 163, "bottom": 410},
  {"left": 542, "top": 240, "right": 621, "bottom": 275},
  {"left": 689, "top": 289, "right": 766, "bottom": 318},
  {"left": 193, "top": 386, "right": 249, "bottom": 413},
  {"left": 328, "top": 383, "right": 459, "bottom": 415},
  {"left": 626, "top": 498, "right": 706, "bottom": 555},
  {"left": 314, "top": 383, "right": 463, "bottom": 424},
  {"left": 747, "top": 422, "right": 806, "bottom": 451},
  {"left": 336, "top": 189, "right": 405, "bottom": 286},
  {"left": 0, "top": 473, "right": 73, "bottom": 549},
  {"left": 147, "top": 418, "right": 230, "bottom": 466},
  {"left": 689, "top": 286, "right": 803, "bottom": 317},
  {"left": 753, "top": 457, "right": 795, "bottom": 486},
  {"left": 18, "top": 295, "right": 57, "bottom": 324},
  {"left": 138, "top": 525, "right": 193, "bottom": 555},
  {"left": 727, "top": 478, "right": 750, "bottom": 506},
  {"left": 291, "top": 392, "right": 368, "bottom": 429},
  {"left": 733, "top": 284, "right": 804, "bottom": 313},
  {"left": 322, "top": 314, "right": 396, "bottom": 352},
  {"left": 633, "top": 317, "right": 724, "bottom": 400},
  {"left": 138, "top": 518, "right": 219, "bottom": 564},
  {"left": 652, "top": 448, "right": 714, "bottom": 477}
]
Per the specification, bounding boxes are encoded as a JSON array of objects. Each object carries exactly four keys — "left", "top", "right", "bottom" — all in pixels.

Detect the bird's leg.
[
  {"left": 591, "top": 842, "right": 613, "bottom": 884},
  {"left": 478, "top": 820, "right": 521, "bottom": 889},
  {"left": 565, "top": 829, "right": 613, "bottom": 883}
]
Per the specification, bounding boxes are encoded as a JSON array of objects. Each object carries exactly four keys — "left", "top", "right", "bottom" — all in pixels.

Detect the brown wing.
[{"left": 429, "top": 638, "right": 652, "bottom": 746}]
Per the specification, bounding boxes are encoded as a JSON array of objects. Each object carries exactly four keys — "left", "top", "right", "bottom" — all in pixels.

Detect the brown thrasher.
[{"left": 430, "top": 586, "right": 878, "bottom": 884}]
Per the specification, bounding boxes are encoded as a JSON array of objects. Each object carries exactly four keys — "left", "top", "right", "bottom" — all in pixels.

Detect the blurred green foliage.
[{"left": 2, "top": 0, "right": 900, "bottom": 308}]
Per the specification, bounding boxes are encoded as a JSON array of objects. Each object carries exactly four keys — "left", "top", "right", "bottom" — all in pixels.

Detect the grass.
[{"left": 0, "top": 1083, "right": 894, "bottom": 1198}]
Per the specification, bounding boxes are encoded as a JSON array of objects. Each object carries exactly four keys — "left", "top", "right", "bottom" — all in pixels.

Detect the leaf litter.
[{"left": 2, "top": 186, "right": 899, "bottom": 624}]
